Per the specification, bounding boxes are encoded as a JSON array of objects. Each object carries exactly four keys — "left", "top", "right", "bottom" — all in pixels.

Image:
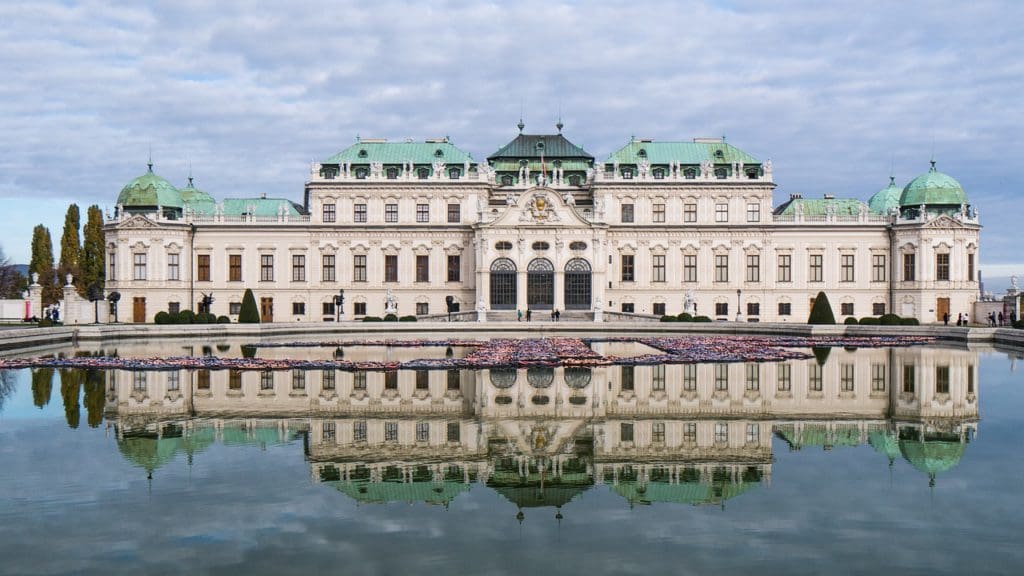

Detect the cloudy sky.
[{"left": 1, "top": 0, "right": 1022, "bottom": 273}]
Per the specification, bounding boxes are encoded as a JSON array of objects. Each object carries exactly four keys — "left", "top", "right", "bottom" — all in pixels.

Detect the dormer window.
[
  {"left": 746, "top": 168, "right": 759, "bottom": 180},
  {"left": 568, "top": 175, "right": 580, "bottom": 186},
  {"left": 417, "top": 168, "right": 430, "bottom": 180},
  {"left": 653, "top": 168, "right": 665, "bottom": 179},
  {"left": 434, "top": 149, "right": 444, "bottom": 157},
  {"left": 448, "top": 167, "right": 460, "bottom": 179},
  {"left": 355, "top": 168, "right": 368, "bottom": 179},
  {"left": 386, "top": 167, "right": 398, "bottom": 179},
  {"left": 715, "top": 167, "right": 727, "bottom": 179},
  {"left": 536, "top": 141, "right": 545, "bottom": 150},
  {"left": 637, "top": 148, "right": 647, "bottom": 158},
  {"left": 501, "top": 175, "right": 514, "bottom": 186},
  {"left": 684, "top": 168, "right": 696, "bottom": 179},
  {"left": 622, "top": 169, "right": 633, "bottom": 179},
  {"left": 714, "top": 149, "right": 724, "bottom": 159},
  {"left": 358, "top": 149, "right": 368, "bottom": 158}
]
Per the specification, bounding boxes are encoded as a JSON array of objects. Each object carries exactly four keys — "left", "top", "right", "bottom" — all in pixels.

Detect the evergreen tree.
[
  {"left": 808, "top": 291, "right": 836, "bottom": 325},
  {"left": 31, "top": 368, "right": 54, "bottom": 408},
  {"left": 80, "top": 205, "right": 105, "bottom": 296},
  {"left": 59, "top": 368, "right": 81, "bottom": 429},
  {"left": 83, "top": 369, "right": 106, "bottom": 428},
  {"left": 58, "top": 204, "right": 81, "bottom": 289},
  {"left": 239, "top": 288, "right": 260, "bottom": 323},
  {"left": 29, "top": 225, "right": 58, "bottom": 305}
]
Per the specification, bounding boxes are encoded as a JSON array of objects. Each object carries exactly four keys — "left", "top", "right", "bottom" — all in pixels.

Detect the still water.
[{"left": 1, "top": 338, "right": 1022, "bottom": 575}]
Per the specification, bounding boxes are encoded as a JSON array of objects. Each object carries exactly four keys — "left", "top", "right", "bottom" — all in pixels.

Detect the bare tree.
[{"left": 0, "top": 244, "right": 28, "bottom": 299}]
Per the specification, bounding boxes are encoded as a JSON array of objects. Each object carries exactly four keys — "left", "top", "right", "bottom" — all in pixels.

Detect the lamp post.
[
  {"left": 736, "top": 288, "right": 743, "bottom": 322},
  {"left": 334, "top": 289, "right": 345, "bottom": 322}
]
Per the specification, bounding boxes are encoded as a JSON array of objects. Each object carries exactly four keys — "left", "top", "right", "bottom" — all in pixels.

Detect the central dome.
[
  {"left": 899, "top": 162, "right": 966, "bottom": 207},
  {"left": 868, "top": 176, "right": 901, "bottom": 214},
  {"left": 117, "top": 165, "right": 184, "bottom": 209}
]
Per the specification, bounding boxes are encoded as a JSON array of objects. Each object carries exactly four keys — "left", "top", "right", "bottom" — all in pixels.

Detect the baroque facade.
[{"left": 104, "top": 127, "right": 981, "bottom": 323}]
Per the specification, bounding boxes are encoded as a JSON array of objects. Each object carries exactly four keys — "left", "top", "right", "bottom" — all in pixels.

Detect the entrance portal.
[
  {"left": 936, "top": 297, "right": 950, "bottom": 322},
  {"left": 490, "top": 258, "right": 517, "bottom": 310},
  {"left": 132, "top": 297, "right": 146, "bottom": 323},
  {"left": 527, "top": 258, "right": 554, "bottom": 310},
  {"left": 260, "top": 297, "right": 274, "bottom": 323}
]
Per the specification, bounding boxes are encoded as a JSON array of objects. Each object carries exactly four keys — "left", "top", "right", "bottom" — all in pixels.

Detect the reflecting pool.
[{"left": 1, "top": 338, "right": 1023, "bottom": 575}]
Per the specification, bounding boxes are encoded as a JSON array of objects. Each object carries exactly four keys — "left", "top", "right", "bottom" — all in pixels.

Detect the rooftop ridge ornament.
[
  {"left": 147, "top": 144, "right": 153, "bottom": 172},
  {"left": 517, "top": 118, "right": 525, "bottom": 133}
]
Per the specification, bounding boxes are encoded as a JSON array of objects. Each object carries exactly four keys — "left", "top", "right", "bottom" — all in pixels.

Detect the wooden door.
[
  {"left": 936, "top": 298, "right": 950, "bottom": 322},
  {"left": 260, "top": 297, "right": 273, "bottom": 323},
  {"left": 133, "top": 297, "right": 146, "bottom": 323}
]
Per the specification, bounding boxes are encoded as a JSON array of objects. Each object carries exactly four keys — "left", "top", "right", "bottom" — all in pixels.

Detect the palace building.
[{"left": 104, "top": 124, "right": 981, "bottom": 323}]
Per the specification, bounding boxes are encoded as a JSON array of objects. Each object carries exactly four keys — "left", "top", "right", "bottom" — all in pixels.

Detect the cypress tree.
[
  {"left": 239, "top": 288, "right": 260, "bottom": 323},
  {"left": 59, "top": 368, "right": 81, "bottom": 429},
  {"left": 31, "top": 368, "right": 54, "bottom": 408},
  {"left": 29, "top": 225, "right": 58, "bottom": 305},
  {"left": 58, "top": 204, "right": 81, "bottom": 289},
  {"left": 808, "top": 291, "right": 836, "bottom": 325},
  {"left": 80, "top": 205, "right": 105, "bottom": 296}
]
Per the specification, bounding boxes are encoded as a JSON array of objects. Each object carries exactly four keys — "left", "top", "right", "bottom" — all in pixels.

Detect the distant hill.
[{"left": 14, "top": 264, "right": 28, "bottom": 276}]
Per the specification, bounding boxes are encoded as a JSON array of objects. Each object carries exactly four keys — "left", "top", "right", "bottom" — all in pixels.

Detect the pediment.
[
  {"left": 923, "top": 215, "right": 968, "bottom": 229},
  {"left": 484, "top": 187, "right": 593, "bottom": 228},
  {"left": 117, "top": 215, "right": 161, "bottom": 230}
]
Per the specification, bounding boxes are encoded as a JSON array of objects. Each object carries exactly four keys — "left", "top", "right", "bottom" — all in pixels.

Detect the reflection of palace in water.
[{"left": 97, "top": 344, "right": 980, "bottom": 513}]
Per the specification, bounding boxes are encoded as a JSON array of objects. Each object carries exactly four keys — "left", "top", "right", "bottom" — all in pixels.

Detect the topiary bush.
[
  {"left": 859, "top": 317, "right": 880, "bottom": 325},
  {"left": 660, "top": 315, "right": 677, "bottom": 322},
  {"left": 217, "top": 315, "right": 231, "bottom": 324},
  {"left": 808, "top": 292, "right": 836, "bottom": 325},
  {"left": 155, "top": 311, "right": 170, "bottom": 325},
  {"left": 900, "top": 317, "right": 920, "bottom": 326},
  {"left": 693, "top": 315, "right": 712, "bottom": 322},
  {"left": 176, "top": 310, "right": 195, "bottom": 324},
  {"left": 676, "top": 312, "right": 693, "bottom": 322},
  {"left": 399, "top": 315, "right": 417, "bottom": 322},
  {"left": 879, "top": 313, "right": 901, "bottom": 326},
  {"left": 362, "top": 316, "right": 382, "bottom": 322},
  {"left": 238, "top": 289, "right": 260, "bottom": 323},
  {"left": 383, "top": 313, "right": 398, "bottom": 322},
  {"left": 844, "top": 317, "right": 859, "bottom": 325}
]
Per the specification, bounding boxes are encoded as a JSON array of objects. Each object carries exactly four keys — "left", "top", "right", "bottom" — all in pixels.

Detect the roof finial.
[
  {"left": 556, "top": 101, "right": 563, "bottom": 133},
  {"left": 356, "top": 133, "right": 361, "bottom": 142},
  {"left": 147, "top": 144, "right": 153, "bottom": 172},
  {"left": 187, "top": 159, "right": 194, "bottom": 187},
  {"left": 517, "top": 117, "right": 525, "bottom": 133}
]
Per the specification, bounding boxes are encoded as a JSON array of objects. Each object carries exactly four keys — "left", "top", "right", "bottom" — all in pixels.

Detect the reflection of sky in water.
[{"left": 0, "top": 345, "right": 1022, "bottom": 575}]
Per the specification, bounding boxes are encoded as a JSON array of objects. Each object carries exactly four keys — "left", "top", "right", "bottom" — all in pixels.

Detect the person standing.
[
  {"left": 517, "top": 309, "right": 522, "bottom": 322},
  {"left": 555, "top": 309, "right": 561, "bottom": 322},
  {"left": 957, "top": 313, "right": 963, "bottom": 326},
  {"left": 526, "top": 309, "right": 532, "bottom": 322},
  {"left": 998, "top": 311, "right": 1005, "bottom": 326},
  {"left": 943, "top": 312, "right": 949, "bottom": 326}
]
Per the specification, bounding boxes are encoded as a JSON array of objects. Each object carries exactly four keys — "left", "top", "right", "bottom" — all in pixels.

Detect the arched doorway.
[
  {"left": 564, "top": 258, "right": 592, "bottom": 310},
  {"left": 527, "top": 258, "right": 554, "bottom": 310},
  {"left": 490, "top": 258, "right": 517, "bottom": 310}
]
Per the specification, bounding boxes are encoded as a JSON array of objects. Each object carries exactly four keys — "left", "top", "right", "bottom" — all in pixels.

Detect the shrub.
[
  {"left": 1013, "top": 319, "right": 1024, "bottom": 329},
  {"left": 676, "top": 312, "right": 693, "bottom": 322},
  {"left": 859, "top": 317, "right": 880, "bottom": 325},
  {"left": 177, "top": 310, "right": 195, "bottom": 324},
  {"left": 362, "top": 316, "right": 382, "bottom": 322},
  {"left": 844, "top": 317, "right": 859, "bottom": 325},
  {"left": 900, "top": 317, "right": 920, "bottom": 326},
  {"left": 808, "top": 292, "right": 836, "bottom": 325},
  {"left": 383, "top": 313, "right": 398, "bottom": 322},
  {"left": 217, "top": 315, "right": 231, "bottom": 324},
  {"left": 155, "top": 311, "right": 170, "bottom": 325},
  {"left": 398, "top": 315, "right": 418, "bottom": 322},
  {"left": 238, "top": 289, "right": 260, "bottom": 323},
  {"left": 693, "top": 315, "right": 712, "bottom": 323},
  {"left": 879, "top": 314, "right": 902, "bottom": 326},
  {"left": 660, "top": 315, "right": 677, "bottom": 322},
  {"left": 812, "top": 347, "right": 832, "bottom": 366}
]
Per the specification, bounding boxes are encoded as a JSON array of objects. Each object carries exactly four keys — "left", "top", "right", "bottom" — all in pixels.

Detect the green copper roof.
[
  {"left": 179, "top": 178, "right": 215, "bottom": 204},
  {"left": 324, "top": 140, "right": 476, "bottom": 165},
  {"left": 605, "top": 140, "right": 759, "bottom": 166},
  {"left": 899, "top": 438, "right": 965, "bottom": 480},
  {"left": 488, "top": 133, "right": 594, "bottom": 161},
  {"left": 117, "top": 428, "right": 215, "bottom": 473},
  {"left": 869, "top": 430, "right": 901, "bottom": 464},
  {"left": 117, "top": 166, "right": 184, "bottom": 209},
  {"left": 222, "top": 198, "right": 303, "bottom": 217},
  {"left": 774, "top": 197, "right": 868, "bottom": 217},
  {"left": 611, "top": 479, "right": 759, "bottom": 507},
  {"left": 327, "top": 479, "right": 471, "bottom": 505},
  {"left": 899, "top": 162, "right": 967, "bottom": 207},
  {"left": 868, "top": 177, "right": 902, "bottom": 214}
]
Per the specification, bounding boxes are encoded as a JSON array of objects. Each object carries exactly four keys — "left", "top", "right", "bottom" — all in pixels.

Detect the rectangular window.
[
  {"left": 715, "top": 203, "right": 728, "bottom": 222},
  {"left": 716, "top": 302, "right": 729, "bottom": 317},
  {"left": 841, "top": 254, "right": 855, "bottom": 282},
  {"left": 809, "top": 254, "right": 823, "bottom": 282},
  {"left": 621, "top": 303, "right": 634, "bottom": 313},
  {"left": 292, "top": 254, "right": 306, "bottom": 282},
  {"left": 621, "top": 366, "right": 635, "bottom": 390},
  {"left": 109, "top": 253, "right": 116, "bottom": 280},
  {"left": 871, "top": 364, "right": 886, "bottom": 392},
  {"left": 322, "top": 370, "right": 336, "bottom": 391},
  {"left": 416, "top": 203, "right": 429, "bottom": 223},
  {"left": 621, "top": 255, "right": 635, "bottom": 282},
  {"left": 652, "top": 365, "right": 666, "bottom": 391},
  {"left": 936, "top": 366, "right": 950, "bottom": 394},
  {"left": 840, "top": 364, "right": 855, "bottom": 392},
  {"left": 809, "top": 364, "right": 823, "bottom": 392},
  {"left": 323, "top": 203, "right": 336, "bottom": 223},
  {"left": 352, "top": 371, "right": 367, "bottom": 390},
  {"left": 683, "top": 422, "right": 697, "bottom": 442},
  {"left": 903, "top": 364, "right": 915, "bottom": 393},
  {"left": 778, "top": 302, "right": 792, "bottom": 316},
  {"left": 229, "top": 254, "right": 242, "bottom": 282},
  {"left": 747, "top": 302, "right": 760, "bottom": 317},
  {"left": 353, "top": 421, "right": 367, "bottom": 442},
  {"left": 936, "top": 253, "right": 950, "bottom": 281},
  {"left": 447, "top": 369, "right": 460, "bottom": 391},
  {"left": 447, "top": 255, "right": 461, "bottom": 282},
  {"left": 715, "top": 254, "right": 728, "bottom": 282},
  {"left": 168, "top": 253, "right": 180, "bottom": 281},
  {"left": 778, "top": 254, "right": 792, "bottom": 282},
  {"left": 652, "top": 254, "right": 666, "bottom": 282},
  {"left": 292, "top": 302, "right": 305, "bottom": 315},
  {"left": 167, "top": 371, "right": 180, "bottom": 391},
  {"left": 682, "top": 364, "right": 697, "bottom": 391},
  {"left": 385, "top": 422, "right": 398, "bottom": 442},
  {"left": 322, "top": 422, "right": 336, "bottom": 441},
  {"left": 415, "top": 370, "right": 429, "bottom": 390},
  {"left": 353, "top": 203, "right": 367, "bottom": 223},
  {"left": 260, "top": 371, "right": 274, "bottom": 391},
  {"left": 385, "top": 203, "right": 398, "bottom": 223},
  {"left": 841, "top": 302, "right": 854, "bottom": 316},
  {"left": 292, "top": 370, "right": 306, "bottom": 390},
  {"left": 132, "top": 371, "right": 147, "bottom": 391},
  {"left": 353, "top": 255, "right": 367, "bottom": 282},
  {"left": 747, "top": 203, "right": 760, "bottom": 222},
  {"left": 133, "top": 253, "right": 147, "bottom": 281},
  {"left": 903, "top": 253, "right": 916, "bottom": 281},
  {"left": 621, "top": 204, "right": 634, "bottom": 223},
  {"left": 229, "top": 302, "right": 241, "bottom": 315},
  {"left": 322, "top": 254, "right": 336, "bottom": 282},
  {"left": 353, "top": 302, "right": 367, "bottom": 316},
  {"left": 745, "top": 364, "right": 759, "bottom": 391},
  {"left": 653, "top": 302, "right": 666, "bottom": 316},
  {"left": 197, "top": 370, "right": 210, "bottom": 390},
  {"left": 229, "top": 370, "right": 242, "bottom": 390},
  {"left": 873, "top": 302, "right": 886, "bottom": 315},
  {"left": 967, "top": 365, "right": 975, "bottom": 394},
  {"left": 385, "top": 255, "right": 398, "bottom": 283},
  {"left": 384, "top": 371, "right": 398, "bottom": 390},
  {"left": 653, "top": 203, "right": 666, "bottom": 223},
  {"left": 447, "top": 422, "right": 460, "bottom": 443},
  {"left": 715, "top": 364, "right": 728, "bottom": 390},
  {"left": 652, "top": 422, "right": 666, "bottom": 443},
  {"left": 416, "top": 421, "right": 430, "bottom": 442},
  {"left": 746, "top": 423, "right": 760, "bottom": 444},
  {"left": 260, "top": 255, "right": 274, "bottom": 282},
  {"left": 777, "top": 363, "right": 792, "bottom": 391},
  {"left": 968, "top": 253, "right": 975, "bottom": 282},
  {"left": 322, "top": 301, "right": 335, "bottom": 316},
  {"left": 168, "top": 302, "right": 180, "bottom": 315},
  {"left": 715, "top": 422, "right": 729, "bottom": 443},
  {"left": 683, "top": 254, "right": 697, "bottom": 283},
  {"left": 416, "top": 302, "right": 428, "bottom": 316},
  {"left": 447, "top": 204, "right": 461, "bottom": 223},
  {"left": 196, "top": 254, "right": 210, "bottom": 282},
  {"left": 872, "top": 254, "right": 886, "bottom": 282},
  {"left": 416, "top": 255, "right": 429, "bottom": 283},
  {"left": 684, "top": 203, "right": 697, "bottom": 223},
  {"left": 746, "top": 254, "right": 760, "bottom": 282},
  {"left": 621, "top": 422, "right": 634, "bottom": 443}
]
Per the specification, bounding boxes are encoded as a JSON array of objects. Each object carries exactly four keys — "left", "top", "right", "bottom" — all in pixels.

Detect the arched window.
[
  {"left": 490, "top": 258, "right": 517, "bottom": 310},
  {"left": 564, "top": 258, "right": 592, "bottom": 310},
  {"left": 527, "top": 367, "right": 554, "bottom": 388},
  {"left": 714, "top": 167, "right": 727, "bottom": 179},
  {"left": 501, "top": 175, "right": 514, "bottom": 186},
  {"left": 448, "top": 167, "right": 460, "bottom": 179},
  {"left": 565, "top": 367, "right": 592, "bottom": 389},
  {"left": 527, "top": 258, "right": 554, "bottom": 309},
  {"left": 490, "top": 368, "right": 517, "bottom": 389},
  {"left": 358, "top": 149, "right": 368, "bottom": 158},
  {"left": 528, "top": 258, "right": 554, "bottom": 272},
  {"left": 434, "top": 149, "right": 444, "bottom": 157}
]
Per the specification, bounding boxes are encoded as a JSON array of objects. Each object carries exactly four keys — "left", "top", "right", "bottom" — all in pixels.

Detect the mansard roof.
[
  {"left": 488, "top": 133, "right": 594, "bottom": 161},
  {"left": 773, "top": 196, "right": 868, "bottom": 216},
  {"left": 605, "top": 139, "right": 760, "bottom": 165},
  {"left": 323, "top": 139, "right": 476, "bottom": 165}
]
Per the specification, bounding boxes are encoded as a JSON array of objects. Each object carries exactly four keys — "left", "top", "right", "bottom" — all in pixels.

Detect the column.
[
  {"left": 518, "top": 271, "right": 528, "bottom": 313},
  {"left": 553, "top": 270, "right": 565, "bottom": 312}
]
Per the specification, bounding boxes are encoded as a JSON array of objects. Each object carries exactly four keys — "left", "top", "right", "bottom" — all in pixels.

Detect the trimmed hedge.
[
  {"left": 217, "top": 315, "right": 231, "bottom": 324},
  {"left": 900, "top": 317, "right": 920, "bottom": 326},
  {"left": 399, "top": 315, "right": 418, "bottom": 322},
  {"left": 177, "top": 310, "right": 195, "bottom": 325},
  {"left": 808, "top": 291, "right": 836, "bottom": 325},
  {"left": 844, "top": 317, "right": 859, "bottom": 325},
  {"left": 362, "top": 316, "right": 382, "bottom": 322},
  {"left": 859, "top": 317, "right": 880, "bottom": 325},
  {"left": 676, "top": 312, "right": 693, "bottom": 322},
  {"left": 155, "top": 311, "right": 171, "bottom": 325},
  {"left": 660, "top": 315, "right": 678, "bottom": 322},
  {"left": 383, "top": 313, "right": 398, "bottom": 322},
  {"left": 879, "top": 314, "right": 902, "bottom": 326},
  {"left": 692, "top": 315, "right": 712, "bottom": 322},
  {"left": 238, "top": 289, "right": 260, "bottom": 323}
]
